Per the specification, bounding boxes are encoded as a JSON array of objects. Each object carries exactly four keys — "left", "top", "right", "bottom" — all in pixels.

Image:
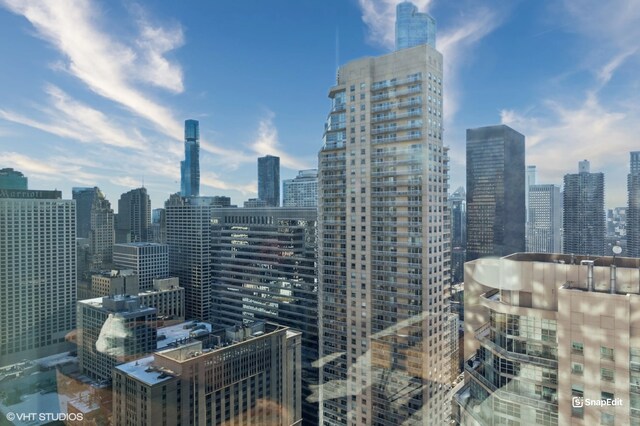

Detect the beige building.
[
  {"left": 318, "top": 28, "right": 450, "bottom": 426},
  {"left": 112, "top": 322, "right": 302, "bottom": 426},
  {"left": 138, "top": 277, "right": 185, "bottom": 323},
  {"left": 455, "top": 253, "right": 640, "bottom": 426},
  {"left": 91, "top": 269, "right": 139, "bottom": 297}
]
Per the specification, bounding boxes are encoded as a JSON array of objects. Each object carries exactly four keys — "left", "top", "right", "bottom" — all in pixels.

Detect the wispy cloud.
[
  {"left": 0, "top": 0, "right": 185, "bottom": 139},
  {"left": 0, "top": 151, "right": 100, "bottom": 185},
  {"left": 501, "top": 92, "right": 640, "bottom": 204},
  {"left": 250, "top": 112, "right": 314, "bottom": 170},
  {"left": 0, "top": 85, "right": 147, "bottom": 150}
]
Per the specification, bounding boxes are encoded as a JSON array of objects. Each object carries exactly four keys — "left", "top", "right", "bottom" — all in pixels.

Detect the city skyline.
[{"left": 1, "top": 1, "right": 639, "bottom": 210}]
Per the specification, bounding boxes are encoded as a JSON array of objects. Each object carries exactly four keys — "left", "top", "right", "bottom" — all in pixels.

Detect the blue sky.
[{"left": 0, "top": 0, "right": 639, "bottom": 210}]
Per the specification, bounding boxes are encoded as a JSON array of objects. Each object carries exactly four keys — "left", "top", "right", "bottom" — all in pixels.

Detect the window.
[
  {"left": 601, "top": 413, "right": 615, "bottom": 426},
  {"left": 571, "top": 362, "right": 583, "bottom": 375},
  {"left": 601, "top": 346, "right": 614, "bottom": 360},
  {"left": 571, "top": 341, "right": 584, "bottom": 354},
  {"left": 601, "top": 368, "right": 614, "bottom": 382}
]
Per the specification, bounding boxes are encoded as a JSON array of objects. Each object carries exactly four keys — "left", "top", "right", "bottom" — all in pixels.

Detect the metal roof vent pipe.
[
  {"left": 581, "top": 260, "right": 595, "bottom": 291},
  {"left": 610, "top": 265, "right": 617, "bottom": 294}
]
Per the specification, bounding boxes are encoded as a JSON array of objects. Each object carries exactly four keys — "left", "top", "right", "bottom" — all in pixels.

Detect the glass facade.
[
  {"left": 258, "top": 155, "right": 281, "bottom": 207},
  {"left": 466, "top": 125, "right": 526, "bottom": 261},
  {"left": 563, "top": 161, "right": 605, "bottom": 256},
  {"left": 180, "top": 119, "right": 200, "bottom": 197},
  {"left": 395, "top": 1, "right": 436, "bottom": 50}
]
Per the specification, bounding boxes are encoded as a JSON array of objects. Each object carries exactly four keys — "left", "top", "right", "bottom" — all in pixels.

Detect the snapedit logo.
[{"left": 572, "top": 397, "right": 623, "bottom": 408}]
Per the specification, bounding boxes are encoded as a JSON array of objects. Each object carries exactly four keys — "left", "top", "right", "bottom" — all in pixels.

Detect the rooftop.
[
  {"left": 505, "top": 252, "right": 640, "bottom": 268},
  {"left": 157, "top": 321, "right": 212, "bottom": 350},
  {"left": 115, "top": 355, "right": 175, "bottom": 386}
]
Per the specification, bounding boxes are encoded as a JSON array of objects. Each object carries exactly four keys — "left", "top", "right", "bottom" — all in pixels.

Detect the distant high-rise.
[
  {"left": 449, "top": 186, "right": 466, "bottom": 284},
  {"left": 466, "top": 125, "right": 526, "bottom": 261},
  {"left": 149, "top": 208, "right": 166, "bottom": 243},
  {"left": 0, "top": 167, "right": 28, "bottom": 190},
  {"left": 165, "top": 194, "right": 213, "bottom": 321},
  {"left": 258, "top": 155, "right": 280, "bottom": 207},
  {"left": 526, "top": 184, "right": 562, "bottom": 253},
  {"left": 115, "top": 187, "right": 151, "bottom": 243},
  {"left": 283, "top": 169, "right": 318, "bottom": 207},
  {"left": 0, "top": 189, "right": 76, "bottom": 364},
  {"left": 563, "top": 160, "right": 605, "bottom": 256},
  {"left": 318, "top": 19, "right": 450, "bottom": 424},
  {"left": 395, "top": 1, "right": 436, "bottom": 49},
  {"left": 210, "top": 206, "right": 318, "bottom": 424},
  {"left": 89, "top": 189, "right": 115, "bottom": 270},
  {"left": 627, "top": 152, "right": 640, "bottom": 257},
  {"left": 180, "top": 119, "right": 200, "bottom": 197},
  {"left": 73, "top": 187, "right": 100, "bottom": 239},
  {"left": 113, "top": 243, "right": 169, "bottom": 291}
]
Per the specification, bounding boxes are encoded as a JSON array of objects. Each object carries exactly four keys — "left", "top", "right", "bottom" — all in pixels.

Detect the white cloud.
[
  {"left": 250, "top": 112, "right": 314, "bottom": 170},
  {"left": 501, "top": 92, "right": 640, "bottom": 205},
  {"left": 1, "top": 85, "right": 147, "bottom": 150},
  {"left": 0, "top": 0, "right": 184, "bottom": 138}
]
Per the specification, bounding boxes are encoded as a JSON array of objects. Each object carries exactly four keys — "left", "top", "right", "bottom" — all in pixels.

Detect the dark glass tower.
[
  {"left": 0, "top": 168, "right": 28, "bottom": 190},
  {"left": 73, "top": 187, "right": 100, "bottom": 239},
  {"left": 449, "top": 186, "right": 466, "bottom": 283},
  {"left": 116, "top": 187, "right": 151, "bottom": 243},
  {"left": 180, "top": 119, "right": 200, "bottom": 197},
  {"left": 395, "top": 1, "right": 436, "bottom": 50},
  {"left": 563, "top": 160, "right": 605, "bottom": 256},
  {"left": 258, "top": 155, "right": 280, "bottom": 207},
  {"left": 466, "top": 125, "right": 526, "bottom": 261},
  {"left": 627, "top": 152, "right": 640, "bottom": 257}
]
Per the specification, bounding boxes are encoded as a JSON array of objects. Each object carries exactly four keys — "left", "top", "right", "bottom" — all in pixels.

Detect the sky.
[{"left": 1, "top": 0, "right": 639, "bottom": 210}]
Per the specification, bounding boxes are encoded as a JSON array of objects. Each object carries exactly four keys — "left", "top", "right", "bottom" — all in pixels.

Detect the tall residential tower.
[{"left": 318, "top": 5, "right": 450, "bottom": 423}]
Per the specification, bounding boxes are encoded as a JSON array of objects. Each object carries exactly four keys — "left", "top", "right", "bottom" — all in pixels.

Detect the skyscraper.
[
  {"left": 628, "top": 152, "right": 640, "bottom": 257},
  {"left": 449, "top": 186, "right": 466, "bottom": 284},
  {"left": 318, "top": 8, "right": 450, "bottom": 423},
  {"left": 115, "top": 187, "right": 151, "bottom": 243},
  {"left": 113, "top": 242, "right": 169, "bottom": 291},
  {"left": 526, "top": 184, "right": 562, "bottom": 253},
  {"left": 73, "top": 186, "right": 100, "bottom": 239},
  {"left": 563, "top": 160, "right": 605, "bottom": 256},
  {"left": 180, "top": 119, "right": 200, "bottom": 197},
  {"left": 258, "top": 155, "right": 280, "bottom": 207},
  {"left": 0, "top": 167, "right": 28, "bottom": 190},
  {"left": 283, "top": 169, "right": 318, "bottom": 207},
  {"left": 0, "top": 189, "right": 76, "bottom": 364},
  {"left": 395, "top": 1, "right": 436, "bottom": 50},
  {"left": 89, "top": 188, "right": 115, "bottom": 270},
  {"left": 165, "top": 194, "right": 213, "bottom": 321},
  {"left": 209, "top": 206, "right": 318, "bottom": 425},
  {"left": 466, "top": 125, "right": 526, "bottom": 261}
]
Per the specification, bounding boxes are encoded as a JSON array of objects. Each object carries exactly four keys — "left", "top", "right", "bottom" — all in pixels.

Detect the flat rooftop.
[
  {"left": 114, "top": 355, "right": 175, "bottom": 386},
  {"left": 505, "top": 252, "right": 640, "bottom": 268},
  {"left": 157, "top": 321, "right": 212, "bottom": 350}
]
